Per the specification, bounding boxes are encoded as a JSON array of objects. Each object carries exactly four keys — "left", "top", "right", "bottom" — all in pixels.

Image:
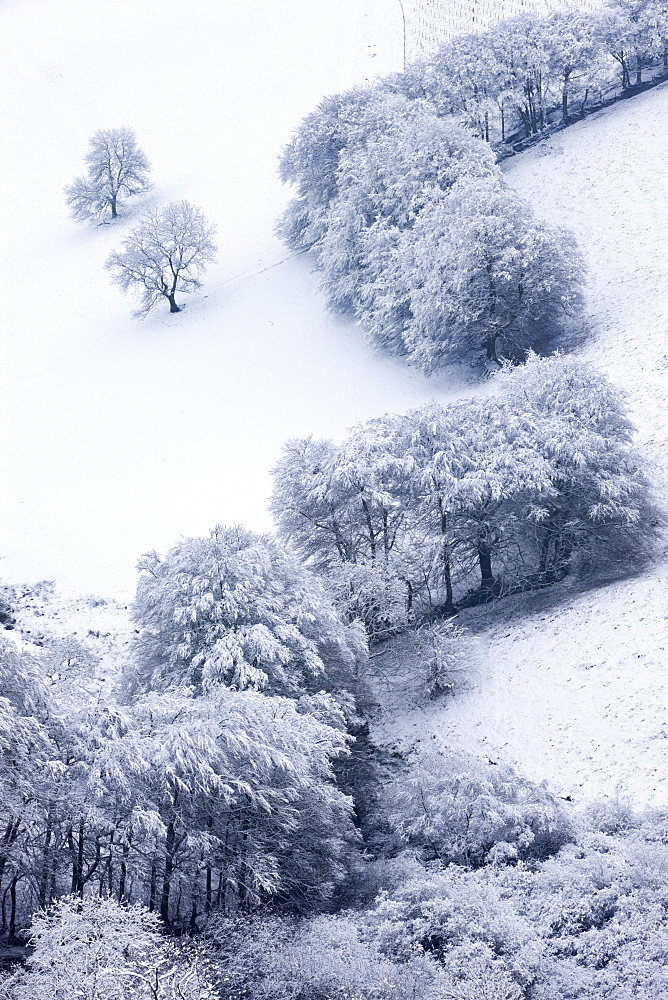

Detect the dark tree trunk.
[
  {"left": 479, "top": 546, "right": 494, "bottom": 590},
  {"left": 0, "top": 819, "right": 21, "bottom": 897},
  {"left": 485, "top": 332, "right": 499, "bottom": 363},
  {"left": 405, "top": 578, "right": 413, "bottom": 615},
  {"left": 190, "top": 874, "right": 199, "bottom": 931},
  {"left": 110, "top": 194, "right": 117, "bottom": 219},
  {"left": 118, "top": 842, "right": 129, "bottom": 902},
  {"left": 636, "top": 56, "right": 642, "bottom": 85},
  {"left": 149, "top": 858, "right": 157, "bottom": 912},
  {"left": 167, "top": 292, "right": 181, "bottom": 313},
  {"left": 9, "top": 877, "right": 18, "bottom": 938},
  {"left": 205, "top": 816, "right": 213, "bottom": 916},
  {"left": 361, "top": 496, "right": 377, "bottom": 561},
  {"left": 160, "top": 820, "right": 176, "bottom": 925},
  {"left": 562, "top": 88, "right": 568, "bottom": 121}
]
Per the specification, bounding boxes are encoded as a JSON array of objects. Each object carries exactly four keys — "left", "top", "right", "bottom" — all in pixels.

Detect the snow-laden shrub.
[
  {"left": 205, "top": 913, "right": 441, "bottom": 1000},
  {"left": 6, "top": 895, "right": 216, "bottom": 1000},
  {"left": 363, "top": 868, "right": 542, "bottom": 993},
  {"left": 328, "top": 561, "right": 413, "bottom": 644},
  {"left": 407, "top": 621, "right": 471, "bottom": 698},
  {"left": 386, "top": 748, "right": 573, "bottom": 867}
]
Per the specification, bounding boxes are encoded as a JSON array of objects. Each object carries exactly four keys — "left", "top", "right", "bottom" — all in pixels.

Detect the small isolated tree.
[
  {"left": 105, "top": 201, "right": 217, "bottom": 316},
  {"left": 65, "top": 127, "right": 152, "bottom": 223}
]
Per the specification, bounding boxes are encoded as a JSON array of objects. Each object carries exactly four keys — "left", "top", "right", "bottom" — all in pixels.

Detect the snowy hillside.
[
  {"left": 375, "top": 81, "right": 668, "bottom": 810},
  {"left": 0, "top": 0, "right": 436, "bottom": 598},
  {"left": 3, "top": 0, "right": 667, "bottom": 813}
]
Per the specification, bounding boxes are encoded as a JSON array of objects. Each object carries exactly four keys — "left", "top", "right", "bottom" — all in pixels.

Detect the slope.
[
  {"left": 0, "top": 0, "right": 459, "bottom": 599},
  {"left": 375, "top": 82, "right": 668, "bottom": 810}
]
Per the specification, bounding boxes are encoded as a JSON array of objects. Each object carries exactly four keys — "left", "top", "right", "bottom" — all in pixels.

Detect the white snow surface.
[
  {"left": 376, "top": 82, "right": 668, "bottom": 810},
  {"left": 1, "top": 0, "right": 429, "bottom": 599}
]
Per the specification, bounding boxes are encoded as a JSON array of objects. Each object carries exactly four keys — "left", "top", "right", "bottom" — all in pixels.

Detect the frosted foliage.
[
  {"left": 398, "top": 178, "right": 584, "bottom": 368},
  {"left": 498, "top": 353, "right": 652, "bottom": 572},
  {"left": 271, "top": 356, "right": 653, "bottom": 617},
  {"left": 386, "top": 747, "right": 572, "bottom": 866},
  {"left": 408, "top": 621, "right": 471, "bottom": 698},
  {"left": 206, "top": 913, "right": 440, "bottom": 1000},
  {"left": 0, "top": 639, "right": 50, "bottom": 817},
  {"left": 105, "top": 200, "right": 217, "bottom": 316},
  {"left": 65, "top": 127, "right": 151, "bottom": 223},
  {"left": 9, "top": 895, "right": 216, "bottom": 1000},
  {"left": 131, "top": 524, "right": 365, "bottom": 696}
]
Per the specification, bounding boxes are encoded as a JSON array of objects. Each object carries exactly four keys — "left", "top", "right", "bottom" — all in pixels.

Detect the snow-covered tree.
[
  {"left": 404, "top": 397, "right": 552, "bottom": 595},
  {"left": 105, "top": 200, "right": 216, "bottom": 316},
  {"left": 400, "top": 178, "right": 584, "bottom": 367},
  {"left": 0, "top": 640, "right": 53, "bottom": 934},
  {"left": 130, "top": 524, "right": 364, "bottom": 697},
  {"left": 595, "top": 0, "right": 659, "bottom": 88},
  {"left": 65, "top": 127, "right": 152, "bottom": 223},
  {"left": 316, "top": 103, "right": 496, "bottom": 315},
  {"left": 544, "top": 10, "right": 607, "bottom": 120},
  {"left": 497, "top": 353, "right": 656, "bottom": 577},
  {"left": 10, "top": 895, "right": 217, "bottom": 999},
  {"left": 270, "top": 421, "right": 418, "bottom": 639},
  {"left": 386, "top": 747, "right": 572, "bottom": 867},
  {"left": 276, "top": 87, "right": 378, "bottom": 250},
  {"left": 112, "top": 687, "right": 357, "bottom": 920}
]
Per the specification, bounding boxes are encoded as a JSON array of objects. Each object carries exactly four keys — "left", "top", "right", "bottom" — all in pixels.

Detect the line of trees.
[
  {"left": 271, "top": 354, "right": 657, "bottom": 640},
  {"left": 394, "top": 0, "right": 668, "bottom": 143},
  {"left": 277, "top": 0, "right": 668, "bottom": 370}
]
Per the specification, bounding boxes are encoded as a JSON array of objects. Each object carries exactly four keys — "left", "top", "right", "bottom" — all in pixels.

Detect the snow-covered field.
[
  {"left": 1, "top": 0, "right": 431, "bottom": 598},
  {"left": 377, "top": 82, "right": 668, "bottom": 809}
]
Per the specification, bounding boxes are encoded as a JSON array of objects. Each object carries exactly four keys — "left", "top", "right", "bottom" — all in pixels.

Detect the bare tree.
[
  {"left": 65, "top": 127, "right": 152, "bottom": 223},
  {"left": 105, "top": 200, "right": 217, "bottom": 315}
]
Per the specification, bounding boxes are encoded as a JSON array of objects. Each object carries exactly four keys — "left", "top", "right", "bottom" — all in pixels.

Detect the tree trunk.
[
  {"left": 562, "top": 88, "right": 568, "bottom": 121},
  {"left": 190, "top": 875, "right": 199, "bottom": 931},
  {"left": 636, "top": 55, "right": 642, "bottom": 86},
  {"left": 110, "top": 194, "right": 117, "bottom": 219},
  {"left": 68, "top": 818, "right": 86, "bottom": 896},
  {"left": 485, "top": 332, "right": 499, "bottom": 363},
  {"left": 478, "top": 545, "right": 494, "bottom": 590},
  {"left": 9, "top": 877, "right": 18, "bottom": 939},
  {"left": 0, "top": 818, "right": 21, "bottom": 898},
  {"left": 118, "top": 841, "right": 130, "bottom": 903},
  {"left": 360, "top": 496, "right": 377, "bottom": 561},
  {"left": 37, "top": 817, "right": 52, "bottom": 910},
  {"left": 205, "top": 816, "right": 213, "bottom": 916},
  {"left": 167, "top": 292, "right": 181, "bottom": 313},
  {"left": 160, "top": 820, "right": 176, "bottom": 925},
  {"left": 149, "top": 858, "right": 157, "bottom": 912}
]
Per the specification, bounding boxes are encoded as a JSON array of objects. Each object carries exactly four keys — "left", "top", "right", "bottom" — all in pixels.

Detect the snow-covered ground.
[
  {"left": 377, "top": 82, "right": 668, "bottom": 810},
  {"left": 1, "top": 0, "right": 431, "bottom": 598}
]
